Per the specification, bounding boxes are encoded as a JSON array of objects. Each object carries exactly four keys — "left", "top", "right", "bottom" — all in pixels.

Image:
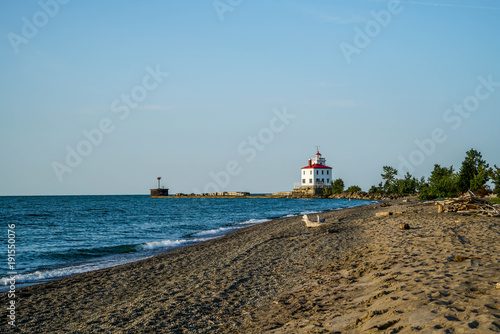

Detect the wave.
[
  {"left": 1, "top": 257, "right": 137, "bottom": 286},
  {"left": 188, "top": 218, "right": 271, "bottom": 239},
  {"left": 238, "top": 218, "right": 270, "bottom": 225},
  {"left": 0, "top": 238, "right": 210, "bottom": 287},
  {"left": 194, "top": 227, "right": 236, "bottom": 236},
  {"left": 140, "top": 238, "right": 209, "bottom": 250},
  {"left": 45, "top": 236, "right": 215, "bottom": 261},
  {"left": 45, "top": 244, "right": 141, "bottom": 261}
]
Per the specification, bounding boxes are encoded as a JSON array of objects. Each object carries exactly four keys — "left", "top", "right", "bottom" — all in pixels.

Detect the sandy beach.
[{"left": 2, "top": 200, "right": 500, "bottom": 333}]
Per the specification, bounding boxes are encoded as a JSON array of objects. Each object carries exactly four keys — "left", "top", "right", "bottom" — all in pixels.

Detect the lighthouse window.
[
  {"left": 327, "top": 170, "right": 329, "bottom": 175},
  {"left": 302, "top": 179, "right": 305, "bottom": 184},
  {"left": 303, "top": 171, "right": 305, "bottom": 175},
  {"left": 322, "top": 170, "right": 324, "bottom": 175},
  {"left": 310, "top": 171, "right": 312, "bottom": 175},
  {"left": 316, "top": 171, "right": 319, "bottom": 175},
  {"left": 309, "top": 179, "right": 312, "bottom": 183}
]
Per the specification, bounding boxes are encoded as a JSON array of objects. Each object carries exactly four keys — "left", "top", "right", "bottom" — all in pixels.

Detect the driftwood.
[
  {"left": 437, "top": 191, "right": 500, "bottom": 217},
  {"left": 302, "top": 215, "right": 325, "bottom": 227}
]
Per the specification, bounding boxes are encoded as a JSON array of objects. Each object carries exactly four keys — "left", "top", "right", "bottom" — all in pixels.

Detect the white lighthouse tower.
[{"left": 298, "top": 149, "right": 333, "bottom": 188}]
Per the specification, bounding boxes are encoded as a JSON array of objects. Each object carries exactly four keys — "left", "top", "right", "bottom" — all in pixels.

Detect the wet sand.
[{"left": 1, "top": 200, "right": 500, "bottom": 333}]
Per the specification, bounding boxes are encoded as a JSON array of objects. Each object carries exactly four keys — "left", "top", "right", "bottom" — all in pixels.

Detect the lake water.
[{"left": 0, "top": 195, "right": 373, "bottom": 292}]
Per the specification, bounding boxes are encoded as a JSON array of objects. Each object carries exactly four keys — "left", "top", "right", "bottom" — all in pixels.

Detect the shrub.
[
  {"left": 346, "top": 185, "right": 362, "bottom": 193},
  {"left": 331, "top": 179, "right": 345, "bottom": 194},
  {"left": 368, "top": 182, "right": 383, "bottom": 194},
  {"left": 491, "top": 197, "right": 500, "bottom": 205}
]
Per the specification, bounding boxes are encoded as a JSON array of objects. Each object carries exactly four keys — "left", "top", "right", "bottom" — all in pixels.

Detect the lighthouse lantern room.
[{"left": 299, "top": 150, "right": 333, "bottom": 188}]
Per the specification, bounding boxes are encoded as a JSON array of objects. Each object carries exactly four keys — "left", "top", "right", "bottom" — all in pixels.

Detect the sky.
[{"left": 1, "top": 0, "right": 499, "bottom": 195}]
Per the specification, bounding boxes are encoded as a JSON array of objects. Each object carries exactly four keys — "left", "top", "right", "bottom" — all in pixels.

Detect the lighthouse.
[
  {"left": 299, "top": 150, "right": 333, "bottom": 188},
  {"left": 150, "top": 177, "right": 169, "bottom": 198}
]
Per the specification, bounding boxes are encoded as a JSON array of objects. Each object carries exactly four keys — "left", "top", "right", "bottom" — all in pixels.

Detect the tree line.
[{"left": 323, "top": 149, "right": 500, "bottom": 200}]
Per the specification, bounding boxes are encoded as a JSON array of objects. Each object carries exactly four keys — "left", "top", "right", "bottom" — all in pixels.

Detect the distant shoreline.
[{"left": 152, "top": 191, "right": 403, "bottom": 200}]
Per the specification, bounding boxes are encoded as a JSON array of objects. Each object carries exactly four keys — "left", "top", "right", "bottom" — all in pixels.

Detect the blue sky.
[{"left": 1, "top": 0, "right": 499, "bottom": 195}]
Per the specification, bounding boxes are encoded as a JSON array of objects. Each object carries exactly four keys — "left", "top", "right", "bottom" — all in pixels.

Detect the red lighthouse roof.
[
  {"left": 301, "top": 163, "right": 331, "bottom": 169},
  {"left": 316, "top": 151, "right": 321, "bottom": 155}
]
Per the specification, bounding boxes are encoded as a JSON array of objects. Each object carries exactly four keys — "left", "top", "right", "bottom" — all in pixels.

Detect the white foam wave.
[
  {"left": 195, "top": 227, "right": 236, "bottom": 236},
  {"left": 1, "top": 258, "right": 134, "bottom": 285},
  {"left": 1, "top": 238, "right": 212, "bottom": 287},
  {"left": 141, "top": 238, "right": 197, "bottom": 250},
  {"left": 239, "top": 218, "right": 270, "bottom": 225},
  {"left": 141, "top": 237, "right": 213, "bottom": 250}
]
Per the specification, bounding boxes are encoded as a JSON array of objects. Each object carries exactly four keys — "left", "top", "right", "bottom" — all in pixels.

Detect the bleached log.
[{"left": 302, "top": 215, "right": 323, "bottom": 227}]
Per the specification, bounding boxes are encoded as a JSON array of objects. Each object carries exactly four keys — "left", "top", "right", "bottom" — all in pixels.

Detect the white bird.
[{"left": 302, "top": 214, "right": 324, "bottom": 227}]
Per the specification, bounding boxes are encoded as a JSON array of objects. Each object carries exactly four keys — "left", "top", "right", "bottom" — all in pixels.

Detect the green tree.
[
  {"left": 417, "top": 183, "right": 432, "bottom": 200},
  {"left": 456, "top": 149, "right": 489, "bottom": 193},
  {"left": 331, "top": 178, "right": 345, "bottom": 194},
  {"left": 381, "top": 166, "right": 398, "bottom": 193},
  {"left": 490, "top": 165, "right": 500, "bottom": 196},
  {"left": 418, "top": 164, "right": 457, "bottom": 200},
  {"left": 429, "top": 165, "right": 457, "bottom": 195},
  {"left": 346, "top": 185, "right": 362, "bottom": 192},
  {"left": 368, "top": 182, "right": 384, "bottom": 194},
  {"left": 416, "top": 176, "right": 428, "bottom": 194},
  {"left": 394, "top": 172, "right": 419, "bottom": 195},
  {"left": 470, "top": 165, "right": 489, "bottom": 192}
]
